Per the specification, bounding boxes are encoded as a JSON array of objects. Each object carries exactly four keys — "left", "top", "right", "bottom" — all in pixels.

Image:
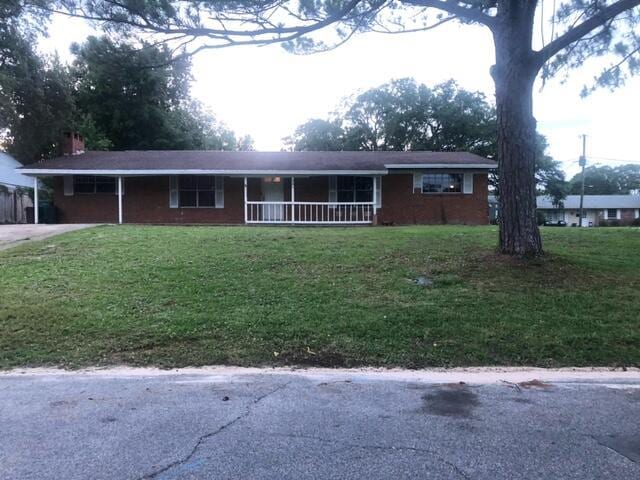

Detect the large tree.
[
  {"left": 288, "top": 78, "right": 566, "bottom": 200},
  {"left": 71, "top": 36, "right": 237, "bottom": 151},
  {"left": 21, "top": 1, "right": 640, "bottom": 254},
  {"left": 568, "top": 164, "right": 640, "bottom": 194}
]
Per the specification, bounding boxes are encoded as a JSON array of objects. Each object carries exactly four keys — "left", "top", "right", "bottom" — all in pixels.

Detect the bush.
[
  {"left": 632, "top": 218, "right": 640, "bottom": 227},
  {"left": 609, "top": 219, "right": 621, "bottom": 227}
]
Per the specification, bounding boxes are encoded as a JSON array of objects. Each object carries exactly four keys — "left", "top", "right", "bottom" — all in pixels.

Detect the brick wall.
[
  {"left": 377, "top": 173, "right": 489, "bottom": 225},
  {"left": 53, "top": 173, "right": 490, "bottom": 225},
  {"left": 53, "top": 176, "right": 245, "bottom": 224}
]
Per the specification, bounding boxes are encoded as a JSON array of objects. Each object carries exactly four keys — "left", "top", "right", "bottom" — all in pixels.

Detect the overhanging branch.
[
  {"left": 401, "top": 0, "right": 495, "bottom": 29},
  {"left": 536, "top": 0, "right": 640, "bottom": 67}
]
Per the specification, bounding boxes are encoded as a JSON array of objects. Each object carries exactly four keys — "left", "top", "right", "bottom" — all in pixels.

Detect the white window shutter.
[
  {"left": 215, "top": 176, "right": 224, "bottom": 208},
  {"left": 375, "top": 177, "right": 382, "bottom": 208},
  {"left": 328, "top": 176, "right": 337, "bottom": 202},
  {"left": 463, "top": 173, "right": 474, "bottom": 194},
  {"left": 413, "top": 173, "right": 422, "bottom": 191},
  {"left": 63, "top": 176, "right": 74, "bottom": 196},
  {"left": 169, "top": 176, "right": 179, "bottom": 208}
]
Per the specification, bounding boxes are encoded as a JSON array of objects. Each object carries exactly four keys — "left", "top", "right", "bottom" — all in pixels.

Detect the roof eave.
[
  {"left": 385, "top": 163, "right": 497, "bottom": 169},
  {"left": 18, "top": 168, "right": 390, "bottom": 176}
]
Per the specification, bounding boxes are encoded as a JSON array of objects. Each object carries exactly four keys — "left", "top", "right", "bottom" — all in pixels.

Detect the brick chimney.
[{"left": 62, "top": 131, "right": 85, "bottom": 156}]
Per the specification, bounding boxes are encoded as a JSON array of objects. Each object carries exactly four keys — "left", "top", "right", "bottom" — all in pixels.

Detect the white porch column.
[
  {"left": 291, "top": 176, "right": 296, "bottom": 224},
  {"left": 33, "top": 177, "right": 39, "bottom": 224},
  {"left": 243, "top": 177, "right": 248, "bottom": 223},
  {"left": 372, "top": 176, "right": 377, "bottom": 223},
  {"left": 117, "top": 176, "right": 123, "bottom": 224}
]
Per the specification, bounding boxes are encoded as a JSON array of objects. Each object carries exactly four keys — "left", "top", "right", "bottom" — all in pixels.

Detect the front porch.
[{"left": 243, "top": 175, "right": 380, "bottom": 225}]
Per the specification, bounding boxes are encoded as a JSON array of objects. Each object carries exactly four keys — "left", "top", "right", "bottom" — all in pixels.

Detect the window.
[
  {"left": 178, "top": 176, "right": 216, "bottom": 207},
  {"left": 73, "top": 176, "right": 116, "bottom": 194},
  {"left": 545, "top": 210, "right": 565, "bottom": 223},
  {"left": 607, "top": 208, "right": 618, "bottom": 219},
  {"left": 422, "top": 174, "right": 463, "bottom": 193},
  {"left": 337, "top": 176, "right": 373, "bottom": 203}
]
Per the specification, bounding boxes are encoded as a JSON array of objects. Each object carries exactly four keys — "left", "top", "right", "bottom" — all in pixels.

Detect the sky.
[{"left": 43, "top": 12, "right": 640, "bottom": 179}]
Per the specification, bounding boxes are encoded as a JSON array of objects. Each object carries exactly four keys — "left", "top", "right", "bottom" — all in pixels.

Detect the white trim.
[
  {"left": 214, "top": 176, "right": 224, "bottom": 208},
  {"left": 291, "top": 177, "right": 296, "bottom": 224},
  {"left": 20, "top": 168, "right": 389, "bottom": 176},
  {"left": 375, "top": 176, "right": 381, "bottom": 210},
  {"left": 385, "top": 163, "right": 496, "bottom": 169},
  {"left": 117, "top": 176, "right": 123, "bottom": 224},
  {"left": 169, "top": 176, "right": 179, "bottom": 208},
  {"left": 63, "top": 176, "right": 74, "bottom": 196},
  {"left": 636, "top": 209, "right": 640, "bottom": 219},
  {"left": 33, "top": 177, "right": 38, "bottom": 224},
  {"left": 243, "top": 177, "right": 248, "bottom": 223},
  {"left": 463, "top": 173, "right": 474, "bottom": 194}
]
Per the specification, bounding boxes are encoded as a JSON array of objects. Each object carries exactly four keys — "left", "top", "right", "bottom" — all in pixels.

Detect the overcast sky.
[{"left": 44, "top": 13, "right": 640, "bottom": 179}]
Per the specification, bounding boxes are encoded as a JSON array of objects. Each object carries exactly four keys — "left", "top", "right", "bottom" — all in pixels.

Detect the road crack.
[
  {"left": 137, "top": 381, "right": 291, "bottom": 479},
  {"left": 269, "top": 432, "right": 472, "bottom": 480}
]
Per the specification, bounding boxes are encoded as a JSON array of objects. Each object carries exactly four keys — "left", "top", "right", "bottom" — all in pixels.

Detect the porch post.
[
  {"left": 243, "top": 177, "right": 248, "bottom": 223},
  {"left": 33, "top": 176, "right": 39, "bottom": 224},
  {"left": 291, "top": 176, "right": 295, "bottom": 224},
  {"left": 117, "top": 176, "right": 123, "bottom": 224},
  {"left": 372, "top": 175, "right": 377, "bottom": 224}
]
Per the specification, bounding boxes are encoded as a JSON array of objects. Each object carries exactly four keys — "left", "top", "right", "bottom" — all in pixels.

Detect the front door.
[{"left": 261, "top": 177, "right": 284, "bottom": 221}]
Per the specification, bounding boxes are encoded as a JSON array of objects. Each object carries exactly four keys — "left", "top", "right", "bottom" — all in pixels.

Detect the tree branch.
[
  {"left": 536, "top": 0, "right": 640, "bottom": 66},
  {"left": 401, "top": 0, "right": 495, "bottom": 29}
]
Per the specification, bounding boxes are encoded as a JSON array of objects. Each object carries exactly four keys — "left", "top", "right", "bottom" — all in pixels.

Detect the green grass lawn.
[{"left": 1, "top": 225, "right": 639, "bottom": 369}]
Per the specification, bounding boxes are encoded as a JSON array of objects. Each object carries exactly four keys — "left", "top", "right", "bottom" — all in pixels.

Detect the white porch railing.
[{"left": 245, "top": 201, "right": 375, "bottom": 224}]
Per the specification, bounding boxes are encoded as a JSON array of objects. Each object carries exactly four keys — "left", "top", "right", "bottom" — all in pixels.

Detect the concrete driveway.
[
  {"left": 0, "top": 224, "right": 97, "bottom": 250},
  {"left": 1, "top": 367, "right": 639, "bottom": 479}
]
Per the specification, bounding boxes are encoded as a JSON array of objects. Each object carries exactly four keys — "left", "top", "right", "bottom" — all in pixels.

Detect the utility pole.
[{"left": 578, "top": 134, "right": 587, "bottom": 227}]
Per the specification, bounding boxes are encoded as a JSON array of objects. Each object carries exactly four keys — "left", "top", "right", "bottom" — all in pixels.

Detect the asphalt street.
[{"left": 1, "top": 368, "right": 639, "bottom": 479}]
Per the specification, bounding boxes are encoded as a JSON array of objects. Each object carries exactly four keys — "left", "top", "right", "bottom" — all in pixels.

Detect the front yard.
[{"left": 0, "top": 225, "right": 638, "bottom": 369}]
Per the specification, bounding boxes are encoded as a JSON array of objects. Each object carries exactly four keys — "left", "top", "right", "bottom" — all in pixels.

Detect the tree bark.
[{"left": 491, "top": 0, "right": 543, "bottom": 256}]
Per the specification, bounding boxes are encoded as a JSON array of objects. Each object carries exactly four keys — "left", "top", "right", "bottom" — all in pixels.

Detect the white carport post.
[
  {"left": 243, "top": 177, "right": 248, "bottom": 223},
  {"left": 117, "top": 176, "right": 123, "bottom": 224},
  {"left": 291, "top": 176, "right": 296, "bottom": 224},
  {"left": 372, "top": 175, "right": 377, "bottom": 223},
  {"left": 33, "top": 176, "right": 39, "bottom": 224}
]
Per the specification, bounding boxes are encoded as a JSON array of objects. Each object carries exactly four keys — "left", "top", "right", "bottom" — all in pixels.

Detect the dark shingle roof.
[{"left": 20, "top": 150, "right": 495, "bottom": 173}]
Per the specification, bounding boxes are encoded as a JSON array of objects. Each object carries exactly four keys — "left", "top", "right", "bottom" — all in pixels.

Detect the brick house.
[
  {"left": 19, "top": 136, "right": 496, "bottom": 225},
  {"left": 537, "top": 195, "right": 640, "bottom": 226}
]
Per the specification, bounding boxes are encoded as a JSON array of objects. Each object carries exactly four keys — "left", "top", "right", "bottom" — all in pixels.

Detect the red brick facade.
[
  {"left": 378, "top": 173, "right": 489, "bottom": 225},
  {"left": 52, "top": 173, "right": 490, "bottom": 225}
]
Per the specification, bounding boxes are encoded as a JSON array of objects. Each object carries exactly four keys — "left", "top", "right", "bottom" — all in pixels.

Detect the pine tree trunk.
[{"left": 492, "top": 0, "right": 543, "bottom": 256}]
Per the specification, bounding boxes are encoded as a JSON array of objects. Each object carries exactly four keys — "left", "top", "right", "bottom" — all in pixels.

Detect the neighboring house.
[
  {"left": 18, "top": 134, "right": 496, "bottom": 225},
  {"left": 537, "top": 195, "right": 640, "bottom": 226},
  {"left": 0, "top": 152, "right": 34, "bottom": 223}
]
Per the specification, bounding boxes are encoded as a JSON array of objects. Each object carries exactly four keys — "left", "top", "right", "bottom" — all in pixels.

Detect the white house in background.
[
  {"left": 0, "top": 152, "right": 34, "bottom": 223},
  {"left": 537, "top": 195, "right": 640, "bottom": 226},
  {"left": 0, "top": 152, "right": 33, "bottom": 189}
]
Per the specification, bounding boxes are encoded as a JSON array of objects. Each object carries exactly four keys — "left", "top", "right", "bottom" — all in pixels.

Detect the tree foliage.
[
  {"left": 1, "top": 22, "right": 241, "bottom": 161},
  {"left": 287, "top": 78, "right": 566, "bottom": 199},
  {"left": 568, "top": 164, "right": 640, "bottom": 194}
]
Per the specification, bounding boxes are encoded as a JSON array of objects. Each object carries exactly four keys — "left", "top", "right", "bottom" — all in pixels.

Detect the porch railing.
[{"left": 245, "top": 201, "right": 375, "bottom": 224}]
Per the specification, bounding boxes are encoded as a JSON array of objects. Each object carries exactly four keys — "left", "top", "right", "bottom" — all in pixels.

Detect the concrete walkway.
[
  {"left": 0, "top": 224, "right": 97, "bottom": 250},
  {"left": 1, "top": 367, "right": 639, "bottom": 479}
]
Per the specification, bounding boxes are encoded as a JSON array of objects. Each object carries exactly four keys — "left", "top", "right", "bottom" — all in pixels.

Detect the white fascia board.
[
  {"left": 385, "top": 163, "right": 496, "bottom": 169},
  {"left": 19, "top": 169, "right": 389, "bottom": 176}
]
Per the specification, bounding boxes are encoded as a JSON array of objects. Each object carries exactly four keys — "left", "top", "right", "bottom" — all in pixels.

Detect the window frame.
[
  {"left": 177, "top": 175, "right": 218, "bottom": 208},
  {"left": 336, "top": 176, "right": 373, "bottom": 203},
  {"left": 73, "top": 175, "right": 116, "bottom": 195},
  {"left": 606, "top": 208, "right": 618, "bottom": 220},
  {"left": 421, "top": 173, "right": 464, "bottom": 194}
]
